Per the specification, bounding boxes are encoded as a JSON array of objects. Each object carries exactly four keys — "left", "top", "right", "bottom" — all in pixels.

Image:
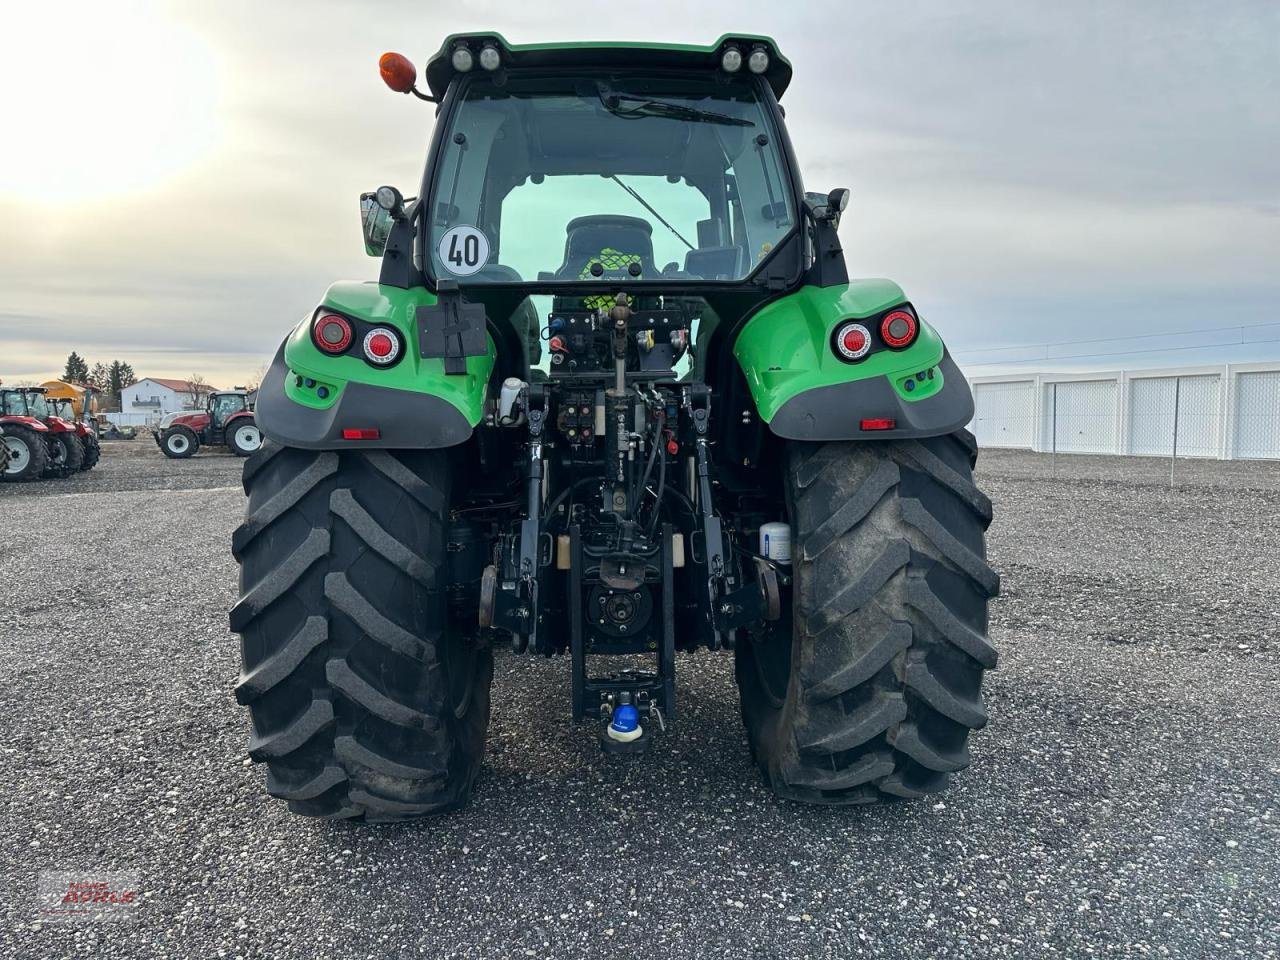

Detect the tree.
[
  {"left": 63, "top": 352, "right": 89, "bottom": 383},
  {"left": 185, "top": 373, "right": 210, "bottom": 409},
  {"left": 87, "top": 362, "right": 111, "bottom": 392},
  {"left": 244, "top": 363, "right": 267, "bottom": 394},
  {"left": 108, "top": 361, "right": 133, "bottom": 398},
  {"left": 106, "top": 360, "right": 137, "bottom": 411}
]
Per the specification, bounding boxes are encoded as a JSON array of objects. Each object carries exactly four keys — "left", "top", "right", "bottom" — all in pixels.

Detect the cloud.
[{"left": 1, "top": 0, "right": 1277, "bottom": 384}]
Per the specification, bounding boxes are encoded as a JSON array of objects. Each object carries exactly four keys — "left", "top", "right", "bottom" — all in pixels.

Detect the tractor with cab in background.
[{"left": 156, "top": 388, "right": 261, "bottom": 458}]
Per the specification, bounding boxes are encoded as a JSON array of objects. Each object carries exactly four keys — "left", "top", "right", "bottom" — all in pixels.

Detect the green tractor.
[{"left": 232, "top": 35, "right": 997, "bottom": 821}]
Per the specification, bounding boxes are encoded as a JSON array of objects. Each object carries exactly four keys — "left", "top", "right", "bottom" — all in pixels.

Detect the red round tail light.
[
  {"left": 362, "top": 327, "right": 401, "bottom": 365},
  {"left": 833, "top": 321, "right": 872, "bottom": 361},
  {"left": 880, "top": 310, "right": 918, "bottom": 348},
  {"left": 313, "top": 314, "right": 353, "bottom": 353}
]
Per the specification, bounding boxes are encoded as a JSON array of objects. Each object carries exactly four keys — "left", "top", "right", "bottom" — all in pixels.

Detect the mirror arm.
[
  {"left": 378, "top": 198, "right": 424, "bottom": 289},
  {"left": 803, "top": 206, "right": 849, "bottom": 289}
]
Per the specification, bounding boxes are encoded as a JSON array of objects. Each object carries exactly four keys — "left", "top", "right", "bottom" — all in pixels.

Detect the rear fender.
[
  {"left": 733, "top": 280, "right": 973, "bottom": 441},
  {"left": 0, "top": 416, "right": 49, "bottom": 433},
  {"left": 255, "top": 281, "right": 495, "bottom": 450}
]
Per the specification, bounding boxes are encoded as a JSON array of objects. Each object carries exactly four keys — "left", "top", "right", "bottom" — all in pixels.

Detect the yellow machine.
[{"left": 39, "top": 380, "right": 99, "bottom": 418}]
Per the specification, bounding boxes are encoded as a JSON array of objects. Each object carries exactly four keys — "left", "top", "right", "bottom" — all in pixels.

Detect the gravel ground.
[
  {"left": 0, "top": 438, "right": 243, "bottom": 499},
  {"left": 2, "top": 445, "right": 1278, "bottom": 958}
]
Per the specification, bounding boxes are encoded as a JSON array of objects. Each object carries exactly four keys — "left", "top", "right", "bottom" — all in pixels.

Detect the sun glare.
[{"left": 0, "top": 2, "right": 220, "bottom": 204}]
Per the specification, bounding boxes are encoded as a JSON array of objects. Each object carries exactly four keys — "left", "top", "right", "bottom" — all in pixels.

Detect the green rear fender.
[
  {"left": 732, "top": 281, "right": 974, "bottom": 441},
  {"left": 254, "top": 282, "right": 496, "bottom": 450}
]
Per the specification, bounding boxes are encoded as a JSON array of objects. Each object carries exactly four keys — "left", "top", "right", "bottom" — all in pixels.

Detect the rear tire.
[
  {"left": 736, "top": 430, "right": 998, "bottom": 804},
  {"left": 80, "top": 434, "right": 101, "bottom": 470},
  {"left": 159, "top": 427, "right": 198, "bottom": 459},
  {"left": 1, "top": 425, "right": 48, "bottom": 482},
  {"left": 44, "top": 432, "right": 83, "bottom": 478},
  {"left": 230, "top": 441, "right": 492, "bottom": 821},
  {"left": 227, "top": 418, "right": 263, "bottom": 457}
]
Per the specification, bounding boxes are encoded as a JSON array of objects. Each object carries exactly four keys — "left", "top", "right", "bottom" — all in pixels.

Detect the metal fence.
[{"left": 970, "top": 364, "right": 1280, "bottom": 477}]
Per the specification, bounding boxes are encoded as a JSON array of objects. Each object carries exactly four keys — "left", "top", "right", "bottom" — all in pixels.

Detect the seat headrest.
[
  {"left": 565, "top": 214, "right": 653, "bottom": 236},
  {"left": 558, "top": 215, "right": 657, "bottom": 280}
]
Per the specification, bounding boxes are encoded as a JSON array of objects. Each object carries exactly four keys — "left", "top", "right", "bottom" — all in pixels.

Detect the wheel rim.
[
  {"left": 48, "top": 440, "right": 66, "bottom": 465},
  {"left": 234, "top": 425, "right": 262, "bottom": 451},
  {"left": 167, "top": 434, "right": 189, "bottom": 454},
  {"left": 3, "top": 437, "right": 29, "bottom": 474}
]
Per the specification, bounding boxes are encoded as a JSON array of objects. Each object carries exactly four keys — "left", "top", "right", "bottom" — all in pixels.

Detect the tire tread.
[
  {"left": 738, "top": 431, "right": 997, "bottom": 804},
  {"left": 231, "top": 441, "right": 490, "bottom": 821}
]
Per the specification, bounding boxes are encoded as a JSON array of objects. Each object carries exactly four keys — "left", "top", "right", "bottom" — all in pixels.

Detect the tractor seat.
[{"left": 552, "top": 215, "right": 658, "bottom": 281}]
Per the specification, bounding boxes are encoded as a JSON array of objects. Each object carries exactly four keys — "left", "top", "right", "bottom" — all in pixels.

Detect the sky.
[{"left": 0, "top": 0, "right": 1276, "bottom": 387}]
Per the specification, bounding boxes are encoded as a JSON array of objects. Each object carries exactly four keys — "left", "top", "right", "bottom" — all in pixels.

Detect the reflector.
[{"left": 860, "top": 418, "right": 897, "bottom": 431}]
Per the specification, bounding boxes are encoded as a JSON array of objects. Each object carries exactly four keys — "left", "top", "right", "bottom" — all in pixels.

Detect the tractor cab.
[
  {"left": 49, "top": 398, "right": 92, "bottom": 433},
  {"left": 20, "top": 388, "right": 79, "bottom": 432},
  {"left": 3, "top": 388, "right": 72, "bottom": 430},
  {"left": 208, "top": 391, "right": 250, "bottom": 430},
  {"left": 2, "top": 388, "right": 47, "bottom": 420}
]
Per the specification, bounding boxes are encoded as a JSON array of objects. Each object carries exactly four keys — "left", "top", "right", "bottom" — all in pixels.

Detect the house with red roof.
[{"left": 120, "top": 377, "right": 221, "bottom": 419}]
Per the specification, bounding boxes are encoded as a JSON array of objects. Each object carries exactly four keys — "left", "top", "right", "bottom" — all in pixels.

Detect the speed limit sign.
[{"left": 437, "top": 225, "right": 490, "bottom": 277}]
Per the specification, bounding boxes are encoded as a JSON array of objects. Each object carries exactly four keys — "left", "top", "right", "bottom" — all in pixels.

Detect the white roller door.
[
  {"left": 1128, "top": 375, "right": 1220, "bottom": 457},
  {"left": 972, "top": 381, "right": 1035, "bottom": 448},
  {"left": 1233, "top": 371, "right": 1280, "bottom": 459},
  {"left": 1042, "top": 380, "right": 1117, "bottom": 454}
]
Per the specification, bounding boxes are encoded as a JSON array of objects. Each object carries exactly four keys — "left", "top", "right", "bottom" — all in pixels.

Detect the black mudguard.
[
  {"left": 254, "top": 344, "right": 474, "bottom": 450},
  {"left": 767, "top": 351, "right": 974, "bottom": 441}
]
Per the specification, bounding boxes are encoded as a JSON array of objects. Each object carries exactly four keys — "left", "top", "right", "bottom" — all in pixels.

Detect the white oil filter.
[
  {"left": 759, "top": 522, "right": 791, "bottom": 564},
  {"left": 498, "top": 377, "right": 525, "bottom": 422}
]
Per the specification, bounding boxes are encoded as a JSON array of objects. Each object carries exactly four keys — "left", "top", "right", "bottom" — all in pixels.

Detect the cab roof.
[{"left": 424, "top": 34, "right": 792, "bottom": 102}]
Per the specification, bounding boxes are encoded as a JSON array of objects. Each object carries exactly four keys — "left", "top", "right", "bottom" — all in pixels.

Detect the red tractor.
[
  {"left": 48, "top": 397, "right": 101, "bottom": 470},
  {"left": 0, "top": 387, "right": 82, "bottom": 480},
  {"left": 156, "top": 389, "right": 261, "bottom": 458},
  {"left": 1, "top": 404, "right": 51, "bottom": 482}
]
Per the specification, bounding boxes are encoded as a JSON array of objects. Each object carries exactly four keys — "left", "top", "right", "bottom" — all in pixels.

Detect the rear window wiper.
[{"left": 597, "top": 87, "right": 755, "bottom": 127}]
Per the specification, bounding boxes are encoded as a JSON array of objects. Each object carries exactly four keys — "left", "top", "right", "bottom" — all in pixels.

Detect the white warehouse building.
[{"left": 969, "top": 363, "right": 1280, "bottom": 460}]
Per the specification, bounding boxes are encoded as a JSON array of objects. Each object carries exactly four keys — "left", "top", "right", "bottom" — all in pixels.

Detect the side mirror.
[{"left": 359, "top": 191, "right": 395, "bottom": 257}]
